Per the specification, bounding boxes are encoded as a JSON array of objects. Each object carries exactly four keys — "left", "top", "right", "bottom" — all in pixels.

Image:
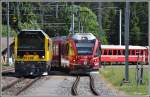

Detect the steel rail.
[
  {"left": 15, "top": 77, "right": 41, "bottom": 95},
  {"left": 2, "top": 78, "right": 24, "bottom": 91},
  {"left": 89, "top": 75, "right": 100, "bottom": 96},
  {"left": 71, "top": 76, "right": 80, "bottom": 96}
]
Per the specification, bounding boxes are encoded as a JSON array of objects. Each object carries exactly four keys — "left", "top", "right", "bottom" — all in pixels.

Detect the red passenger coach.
[
  {"left": 52, "top": 33, "right": 101, "bottom": 74},
  {"left": 101, "top": 45, "right": 148, "bottom": 65}
]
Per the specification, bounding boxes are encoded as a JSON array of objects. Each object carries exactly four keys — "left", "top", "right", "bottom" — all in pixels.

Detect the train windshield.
[
  {"left": 75, "top": 40, "right": 95, "bottom": 55},
  {"left": 17, "top": 31, "right": 45, "bottom": 50}
]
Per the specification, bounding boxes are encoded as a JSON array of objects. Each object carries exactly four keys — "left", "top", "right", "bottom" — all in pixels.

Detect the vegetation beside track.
[
  {"left": 2, "top": 64, "right": 14, "bottom": 67},
  {"left": 100, "top": 66, "right": 148, "bottom": 95}
]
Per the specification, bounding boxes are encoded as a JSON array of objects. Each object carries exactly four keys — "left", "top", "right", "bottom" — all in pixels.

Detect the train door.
[
  {"left": 98, "top": 42, "right": 102, "bottom": 67},
  {"left": 95, "top": 46, "right": 101, "bottom": 68},
  {"left": 92, "top": 41, "right": 101, "bottom": 69},
  {"left": 52, "top": 41, "right": 59, "bottom": 68}
]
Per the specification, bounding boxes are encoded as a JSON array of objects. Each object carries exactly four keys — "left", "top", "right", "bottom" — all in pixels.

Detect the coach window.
[
  {"left": 136, "top": 50, "right": 140, "bottom": 55},
  {"left": 104, "top": 50, "right": 107, "bottom": 55},
  {"left": 118, "top": 50, "right": 121, "bottom": 55},
  {"left": 113, "top": 50, "right": 117, "bottom": 55},
  {"left": 141, "top": 50, "right": 143, "bottom": 55},
  {"left": 116, "top": 50, "right": 118, "bottom": 55},
  {"left": 102, "top": 50, "right": 104, "bottom": 55},
  {"left": 108, "top": 50, "right": 112, "bottom": 55},
  {"left": 129, "top": 50, "right": 132, "bottom": 55},
  {"left": 132, "top": 50, "right": 135, "bottom": 55},
  {"left": 120, "top": 50, "right": 123, "bottom": 55},
  {"left": 123, "top": 50, "right": 125, "bottom": 55}
]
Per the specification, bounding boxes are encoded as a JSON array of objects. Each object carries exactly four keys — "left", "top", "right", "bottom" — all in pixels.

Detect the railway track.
[
  {"left": 71, "top": 76, "right": 80, "bottom": 95},
  {"left": 2, "top": 77, "right": 41, "bottom": 96},
  {"left": 71, "top": 75, "right": 100, "bottom": 96},
  {"left": 2, "top": 67, "right": 15, "bottom": 73}
]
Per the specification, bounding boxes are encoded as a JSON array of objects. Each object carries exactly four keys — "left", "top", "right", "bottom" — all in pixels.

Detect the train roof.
[
  {"left": 70, "top": 33, "right": 96, "bottom": 40},
  {"left": 52, "top": 36, "right": 67, "bottom": 42},
  {"left": 19, "top": 29, "right": 51, "bottom": 40},
  {"left": 101, "top": 45, "right": 148, "bottom": 49}
]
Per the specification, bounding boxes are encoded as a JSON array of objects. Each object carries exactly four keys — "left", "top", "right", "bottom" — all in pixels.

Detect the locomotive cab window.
[
  {"left": 17, "top": 31, "right": 45, "bottom": 57},
  {"left": 17, "top": 31, "right": 45, "bottom": 50}
]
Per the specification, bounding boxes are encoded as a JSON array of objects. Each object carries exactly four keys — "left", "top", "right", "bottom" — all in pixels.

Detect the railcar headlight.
[
  {"left": 73, "top": 59, "right": 76, "bottom": 62},
  {"left": 83, "top": 61, "right": 88, "bottom": 65}
]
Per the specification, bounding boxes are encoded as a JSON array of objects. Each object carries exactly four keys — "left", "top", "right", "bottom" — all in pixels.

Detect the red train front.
[{"left": 52, "top": 33, "right": 101, "bottom": 74}]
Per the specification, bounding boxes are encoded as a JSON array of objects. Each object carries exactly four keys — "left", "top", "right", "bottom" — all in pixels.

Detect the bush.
[
  {"left": 18, "top": 20, "right": 41, "bottom": 30},
  {"left": 1, "top": 24, "right": 16, "bottom": 37}
]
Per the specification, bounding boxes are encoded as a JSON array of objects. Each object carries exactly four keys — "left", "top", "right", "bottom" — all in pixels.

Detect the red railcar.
[
  {"left": 101, "top": 45, "right": 149, "bottom": 65},
  {"left": 52, "top": 33, "right": 101, "bottom": 73}
]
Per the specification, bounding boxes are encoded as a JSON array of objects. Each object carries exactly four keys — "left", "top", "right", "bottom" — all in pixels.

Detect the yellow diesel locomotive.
[{"left": 14, "top": 30, "right": 53, "bottom": 76}]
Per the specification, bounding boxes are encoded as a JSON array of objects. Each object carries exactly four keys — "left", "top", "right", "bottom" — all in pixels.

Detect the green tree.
[
  {"left": 130, "top": 3, "right": 141, "bottom": 45},
  {"left": 63, "top": 5, "right": 107, "bottom": 43},
  {"left": 101, "top": 3, "right": 116, "bottom": 44},
  {"left": 1, "top": 24, "right": 16, "bottom": 37}
]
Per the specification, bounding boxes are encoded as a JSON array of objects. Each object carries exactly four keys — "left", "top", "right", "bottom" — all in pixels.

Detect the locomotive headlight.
[{"left": 42, "top": 56, "right": 45, "bottom": 58}]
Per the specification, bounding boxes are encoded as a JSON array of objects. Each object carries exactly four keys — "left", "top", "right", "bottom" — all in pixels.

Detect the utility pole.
[
  {"left": 78, "top": 8, "right": 80, "bottom": 33},
  {"left": 7, "top": 1, "right": 10, "bottom": 65},
  {"left": 148, "top": 1, "right": 150, "bottom": 96},
  {"left": 98, "top": 2, "right": 103, "bottom": 32},
  {"left": 124, "top": 1, "right": 130, "bottom": 82},
  {"left": 17, "top": 2, "right": 20, "bottom": 32},
  {"left": 40, "top": 3, "right": 44, "bottom": 29},
  {"left": 119, "top": 9, "right": 122, "bottom": 45},
  {"left": 56, "top": 2, "right": 58, "bottom": 18}
]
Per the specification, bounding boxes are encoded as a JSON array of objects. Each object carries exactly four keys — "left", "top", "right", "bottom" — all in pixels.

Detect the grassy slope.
[{"left": 100, "top": 66, "right": 148, "bottom": 95}]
